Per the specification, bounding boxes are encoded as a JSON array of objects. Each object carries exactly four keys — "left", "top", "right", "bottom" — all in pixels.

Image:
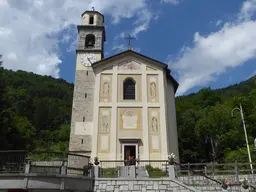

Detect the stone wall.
[
  {"left": 94, "top": 178, "right": 251, "bottom": 192},
  {"left": 94, "top": 178, "right": 200, "bottom": 192},
  {"left": 178, "top": 174, "right": 256, "bottom": 185}
]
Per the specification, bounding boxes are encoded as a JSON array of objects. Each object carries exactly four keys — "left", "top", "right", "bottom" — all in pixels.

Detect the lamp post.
[
  {"left": 231, "top": 104, "right": 253, "bottom": 174},
  {"left": 254, "top": 138, "right": 256, "bottom": 161}
]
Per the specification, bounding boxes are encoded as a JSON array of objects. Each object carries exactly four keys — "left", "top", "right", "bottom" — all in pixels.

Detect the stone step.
[{"left": 136, "top": 166, "right": 148, "bottom": 177}]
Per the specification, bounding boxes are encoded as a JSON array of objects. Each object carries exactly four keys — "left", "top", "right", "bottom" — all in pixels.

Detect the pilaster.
[
  {"left": 111, "top": 65, "right": 118, "bottom": 160},
  {"left": 91, "top": 73, "right": 101, "bottom": 158},
  {"left": 159, "top": 71, "right": 168, "bottom": 160},
  {"left": 142, "top": 64, "right": 149, "bottom": 160}
]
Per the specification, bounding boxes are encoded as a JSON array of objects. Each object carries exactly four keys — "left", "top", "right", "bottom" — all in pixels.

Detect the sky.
[{"left": 1, "top": 0, "right": 256, "bottom": 96}]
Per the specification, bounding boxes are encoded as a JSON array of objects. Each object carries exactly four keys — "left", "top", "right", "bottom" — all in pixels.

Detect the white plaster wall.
[
  {"left": 92, "top": 55, "right": 171, "bottom": 160},
  {"left": 166, "top": 78, "right": 180, "bottom": 162},
  {"left": 158, "top": 71, "right": 169, "bottom": 160}
]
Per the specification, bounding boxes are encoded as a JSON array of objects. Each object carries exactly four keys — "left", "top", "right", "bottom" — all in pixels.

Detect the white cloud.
[
  {"left": 0, "top": 0, "right": 148, "bottom": 78},
  {"left": 239, "top": 0, "right": 256, "bottom": 20},
  {"left": 161, "top": 0, "right": 179, "bottom": 5},
  {"left": 112, "top": 44, "right": 127, "bottom": 53},
  {"left": 131, "top": 9, "right": 153, "bottom": 37},
  {"left": 169, "top": 0, "right": 256, "bottom": 95},
  {"left": 216, "top": 20, "right": 223, "bottom": 26}
]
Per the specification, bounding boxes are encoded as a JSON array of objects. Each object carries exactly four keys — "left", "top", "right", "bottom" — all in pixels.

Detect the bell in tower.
[
  {"left": 77, "top": 9, "right": 106, "bottom": 58},
  {"left": 85, "top": 34, "right": 95, "bottom": 47}
]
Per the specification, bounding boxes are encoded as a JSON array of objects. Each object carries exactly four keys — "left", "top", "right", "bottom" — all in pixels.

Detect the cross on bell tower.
[{"left": 124, "top": 34, "right": 136, "bottom": 50}]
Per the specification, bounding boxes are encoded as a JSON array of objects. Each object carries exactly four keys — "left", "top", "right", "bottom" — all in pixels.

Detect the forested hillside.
[
  {"left": 177, "top": 77, "right": 256, "bottom": 163},
  {"left": 0, "top": 67, "right": 73, "bottom": 152},
  {"left": 0, "top": 65, "right": 256, "bottom": 163}
]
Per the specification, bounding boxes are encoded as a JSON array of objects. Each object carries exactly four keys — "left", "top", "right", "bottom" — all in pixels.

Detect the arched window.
[
  {"left": 85, "top": 34, "right": 95, "bottom": 47},
  {"left": 89, "top": 16, "right": 94, "bottom": 24},
  {"left": 123, "top": 78, "right": 136, "bottom": 100}
]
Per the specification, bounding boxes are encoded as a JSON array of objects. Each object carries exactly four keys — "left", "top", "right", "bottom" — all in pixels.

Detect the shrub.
[{"left": 145, "top": 164, "right": 167, "bottom": 178}]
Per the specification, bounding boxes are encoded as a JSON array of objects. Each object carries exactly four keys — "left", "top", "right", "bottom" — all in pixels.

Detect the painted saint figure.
[
  {"left": 101, "top": 115, "right": 109, "bottom": 133},
  {"left": 103, "top": 82, "right": 109, "bottom": 98},
  {"left": 150, "top": 82, "right": 156, "bottom": 98},
  {"left": 152, "top": 117, "right": 158, "bottom": 132}
]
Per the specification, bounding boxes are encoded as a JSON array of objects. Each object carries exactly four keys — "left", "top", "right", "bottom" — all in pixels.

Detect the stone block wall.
[
  {"left": 94, "top": 178, "right": 199, "bottom": 192},
  {"left": 94, "top": 178, "right": 251, "bottom": 192}
]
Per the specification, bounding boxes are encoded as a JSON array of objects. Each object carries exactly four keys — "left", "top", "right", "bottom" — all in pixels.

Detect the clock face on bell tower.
[{"left": 80, "top": 53, "right": 97, "bottom": 67}]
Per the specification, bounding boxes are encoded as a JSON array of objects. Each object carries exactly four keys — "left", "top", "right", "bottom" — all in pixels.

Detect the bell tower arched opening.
[
  {"left": 85, "top": 34, "right": 95, "bottom": 48},
  {"left": 89, "top": 16, "right": 94, "bottom": 24}
]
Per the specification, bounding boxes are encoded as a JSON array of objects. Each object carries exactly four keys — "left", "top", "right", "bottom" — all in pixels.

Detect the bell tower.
[{"left": 69, "top": 10, "right": 106, "bottom": 156}]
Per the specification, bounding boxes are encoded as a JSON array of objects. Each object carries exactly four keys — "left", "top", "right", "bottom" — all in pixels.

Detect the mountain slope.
[
  {"left": 0, "top": 68, "right": 73, "bottom": 151},
  {"left": 176, "top": 75, "right": 256, "bottom": 163}
]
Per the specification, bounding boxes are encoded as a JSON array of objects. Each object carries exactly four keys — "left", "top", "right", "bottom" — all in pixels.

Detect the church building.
[{"left": 68, "top": 10, "right": 180, "bottom": 162}]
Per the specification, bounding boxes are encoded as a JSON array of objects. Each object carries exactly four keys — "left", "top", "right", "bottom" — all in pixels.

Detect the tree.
[
  {"left": 0, "top": 54, "right": 2, "bottom": 66},
  {"left": 0, "top": 68, "right": 73, "bottom": 151}
]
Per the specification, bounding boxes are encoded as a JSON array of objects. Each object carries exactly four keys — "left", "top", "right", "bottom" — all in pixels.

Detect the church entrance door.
[
  {"left": 122, "top": 144, "right": 138, "bottom": 165},
  {"left": 124, "top": 145, "right": 136, "bottom": 160}
]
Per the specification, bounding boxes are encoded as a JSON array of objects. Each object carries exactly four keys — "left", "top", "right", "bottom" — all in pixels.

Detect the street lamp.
[{"left": 231, "top": 104, "right": 253, "bottom": 174}]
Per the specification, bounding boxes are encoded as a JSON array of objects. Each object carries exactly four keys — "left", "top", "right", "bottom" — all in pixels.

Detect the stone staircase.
[
  {"left": 136, "top": 166, "right": 148, "bottom": 178},
  {"left": 118, "top": 165, "right": 149, "bottom": 178},
  {"left": 119, "top": 165, "right": 136, "bottom": 178}
]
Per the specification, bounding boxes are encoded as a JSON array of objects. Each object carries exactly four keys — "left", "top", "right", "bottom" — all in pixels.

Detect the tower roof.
[{"left": 81, "top": 10, "right": 104, "bottom": 22}]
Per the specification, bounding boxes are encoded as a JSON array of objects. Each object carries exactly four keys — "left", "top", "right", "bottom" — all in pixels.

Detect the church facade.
[{"left": 69, "top": 10, "right": 179, "bottom": 162}]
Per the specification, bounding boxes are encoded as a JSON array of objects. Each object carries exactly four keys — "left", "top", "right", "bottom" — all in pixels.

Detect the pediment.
[
  {"left": 92, "top": 50, "right": 167, "bottom": 72},
  {"left": 146, "top": 66, "right": 157, "bottom": 71},
  {"left": 117, "top": 59, "right": 141, "bottom": 71},
  {"left": 91, "top": 50, "right": 179, "bottom": 92},
  {"left": 101, "top": 65, "right": 113, "bottom": 72}
]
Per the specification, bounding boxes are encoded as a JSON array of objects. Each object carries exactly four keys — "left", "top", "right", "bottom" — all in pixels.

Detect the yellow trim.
[{"left": 118, "top": 108, "right": 142, "bottom": 130}]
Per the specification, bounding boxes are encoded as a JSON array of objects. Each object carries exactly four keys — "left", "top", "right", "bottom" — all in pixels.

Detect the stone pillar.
[
  {"left": 25, "top": 160, "right": 31, "bottom": 174},
  {"left": 168, "top": 165, "right": 176, "bottom": 179},
  {"left": 94, "top": 166, "right": 100, "bottom": 178},
  {"left": 61, "top": 161, "right": 67, "bottom": 175},
  {"left": 129, "top": 165, "right": 136, "bottom": 178}
]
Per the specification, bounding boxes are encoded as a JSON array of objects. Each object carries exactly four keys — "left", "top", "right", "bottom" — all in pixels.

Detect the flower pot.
[
  {"left": 94, "top": 161, "right": 100, "bottom": 166},
  {"left": 242, "top": 184, "right": 249, "bottom": 189},
  {"left": 168, "top": 160, "right": 175, "bottom": 165}
]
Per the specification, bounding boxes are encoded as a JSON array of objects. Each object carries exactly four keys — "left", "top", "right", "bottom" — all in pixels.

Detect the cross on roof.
[
  {"left": 124, "top": 34, "right": 136, "bottom": 50},
  {"left": 92, "top": 7, "right": 95, "bottom": 11}
]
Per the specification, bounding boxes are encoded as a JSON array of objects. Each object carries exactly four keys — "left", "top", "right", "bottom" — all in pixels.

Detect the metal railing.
[
  {"left": 0, "top": 150, "right": 92, "bottom": 177},
  {"left": 175, "top": 162, "right": 256, "bottom": 190},
  {"left": 0, "top": 150, "right": 28, "bottom": 173},
  {"left": 99, "top": 160, "right": 169, "bottom": 178}
]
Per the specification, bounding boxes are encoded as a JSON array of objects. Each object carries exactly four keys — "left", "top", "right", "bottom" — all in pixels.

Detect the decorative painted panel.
[
  {"left": 98, "top": 135, "right": 110, "bottom": 153},
  {"left": 150, "top": 135, "right": 161, "bottom": 153},
  {"left": 98, "top": 108, "right": 111, "bottom": 134},
  {"left": 100, "top": 75, "right": 112, "bottom": 102},
  {"left": 148, "top": 108, "right": 160, "bottom": 134},
  {"left": 147, "top": 75, "right": 159, "bottom": 103},
  {"left": 118, "top": 59, "right": 141, "bottom": 70},
  {"left": 118, "top": 108, "right": 142, "bottom": 130},
  {"left": 148, "top": 108, "right": 161, "bottom": 153}
]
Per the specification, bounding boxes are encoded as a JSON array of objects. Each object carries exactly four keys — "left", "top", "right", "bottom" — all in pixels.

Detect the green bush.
[
  {"left": 102, "top": 167, "right": 118, "bottom": 178},
  {"left": 145, "top": 164, "right": 167, "bottom": 178}
]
